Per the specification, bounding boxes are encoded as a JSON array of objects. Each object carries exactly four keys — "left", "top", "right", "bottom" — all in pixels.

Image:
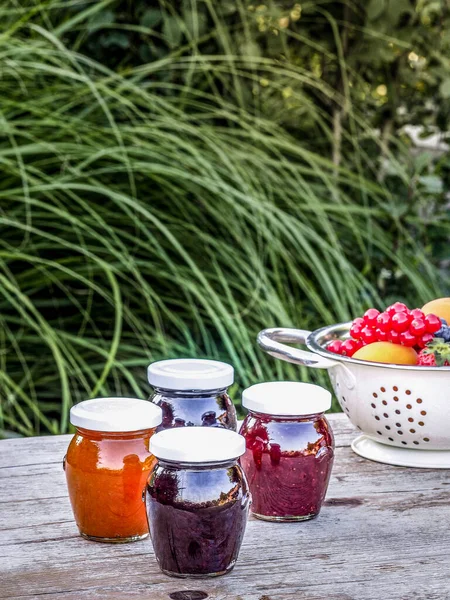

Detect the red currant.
[
  {"left": 340, "top": 339, "right": 360, "bottom": 357},
  {"left": 410, "top": 308, "right": 425, "bottom": 320},
  {"left": 417, "top": 333, "right": 434, "bottom": 348},
  {"left": 391, "top": 312, "right": 412, "bottom": 333},
  {"left": 327, "top": 340, "right": 343, "bottom": 354},
  {"left": 376, "top": 329, "right": 389, "bottom": 342},
  {"left": 363, "top": 308, "right": 380, "bottom": 327},
  {"left": 409, "top": 318, "right": 426, "bottom": 337},
  {"left": 361, "top": 326, "right": 378, "bottom": 345},
  {"left": 424, "top": 313, "right": 441, "bottom": 334},
  {"left": 389, "top": 330, "right": 400, "bottom": 344},
  {"left": 350, "top": 317, "right": 365, "bottom": 340},
  {"left": 386, "top": 302, "right": 409, "bottom": 316},
  {"left": 376, "top": 311, "right": 392, "bottom": 332},
  {"left": 399, "top": 331, "right": 417, "bottom": 347}
]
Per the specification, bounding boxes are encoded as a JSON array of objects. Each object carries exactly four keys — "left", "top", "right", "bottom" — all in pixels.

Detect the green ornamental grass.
[{"left": 0, "top": 2, "right": 446, "bottom": 436}]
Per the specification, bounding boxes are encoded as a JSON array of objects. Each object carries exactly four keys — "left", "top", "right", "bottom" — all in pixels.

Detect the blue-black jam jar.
[
  {"left": 147, "top": 359, "right": 237, "bottom": 431},
  {"left": 146, "top": 427, "right": 250, "bottom": 578}
]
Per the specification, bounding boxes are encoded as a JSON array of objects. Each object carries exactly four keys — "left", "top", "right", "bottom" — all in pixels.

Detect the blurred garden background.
[{"left": 1, "top": 0, "right": 449, "bottom": 437}]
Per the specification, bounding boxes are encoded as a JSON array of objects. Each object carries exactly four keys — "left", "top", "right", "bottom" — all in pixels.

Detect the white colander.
[{"left": 257, "top": 325, "right": 450, "bottom": 468}]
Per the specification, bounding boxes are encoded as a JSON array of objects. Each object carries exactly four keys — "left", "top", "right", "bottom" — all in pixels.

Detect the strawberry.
[
  {"left": 417, "top": 338, "right": 450, "bottom": 367},
  {"left": 417, "top": 352, "right": 439, "bottom": 366}
]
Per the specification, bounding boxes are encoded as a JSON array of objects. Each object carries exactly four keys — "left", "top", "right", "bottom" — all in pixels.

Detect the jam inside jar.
[
  {"left": 65, "top": 397, "right": 162, "bottom": 542},
  {"left": 147, "top": 359, "right": 237, "bottom": 431},
  {"left": 146, "top": 427, "right": 250, "bottom": 578},
  {"left": 239, "top": 382, "right": 334, "bottom": 522}
]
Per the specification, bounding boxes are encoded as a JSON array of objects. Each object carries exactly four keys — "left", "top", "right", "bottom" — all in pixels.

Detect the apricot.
[
  {"left": 421, "top": 298, "right": 450, "bottom": 324},
  {"left": 352, "top": 342, "right": 418, "bottom": 365}
]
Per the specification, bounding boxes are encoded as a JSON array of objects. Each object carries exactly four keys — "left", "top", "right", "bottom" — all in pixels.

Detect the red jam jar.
[
  {"left": 65, "top": 398, "right": 162, "bottom": 542},
  {"left": 146, "top": 427, "right": 250, "bottom": 578},
  {"left": 148, "top": 359, "right": 237, "bottom": 431},
  {"left": 239, "top": 382, "right": 334, "bottom": 522}
]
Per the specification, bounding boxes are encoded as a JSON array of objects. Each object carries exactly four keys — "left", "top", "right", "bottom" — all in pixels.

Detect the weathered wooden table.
[{"left": 1, "top": 413, "right": 449, "bottom": 600}]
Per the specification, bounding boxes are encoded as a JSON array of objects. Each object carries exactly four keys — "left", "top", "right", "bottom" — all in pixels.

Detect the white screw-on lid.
[
  {"left": 147, "top": 359, "right": 233, "bottom": 391},
  {"left": 70, "top": 397, "right": 162, "bottom": 432},
  {"left": 242, "top": 382, "right": 331, "bottom": 416},
  {"left": 150, "top": 427, "right": 245, "bottom": 463}
]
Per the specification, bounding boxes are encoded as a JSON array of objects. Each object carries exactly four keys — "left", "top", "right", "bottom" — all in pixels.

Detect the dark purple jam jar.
[
  {"left": 239, "top": 382, "right": 334, "bottom": 522},
  {"left": 145, "top": 427, "right": 250, "bottom": 578},
  {"left": 147, "top": 359, "right": 237, "bottom": 431}
]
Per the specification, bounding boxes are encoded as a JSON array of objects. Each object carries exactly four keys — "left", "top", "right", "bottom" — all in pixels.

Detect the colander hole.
[
  {"left": 385, "top": 426, "right": 391, "bottom": 430},
  {"left": 388, "top": 437, "right": 394, "bottom": 441},
  {"left": 421, "top": 410, "right": 427, "bottom": 416},
  {"left": 393, "top": 396, "right": 399, "bottom": 401},
  {"left": 373, "top": 393, "right": 378, "bottom": 398},
  {"left": 393, "top": 386, "right": 398, "bottom": 391},
  {"left": 382, "top": 400, "right": 387, "bottom": 406},
  {"left": 395, "top": 409, "right": 401, "bottom": 414},
  {"left": 396, "top": 422, "right": 401, "bottom": 427},
  {"left": 383, "top": 413, "right": 389, "bottom": 418},
  {"left": 413, "top": 441, "right": 419, "bottom": 445},
  {"left": 401, "top": 441, "right": 407, "bottom": 445},
  {"left": 406, "top": 404, "right": 412, "bottom": 409},
  {"left": 408, "top": 417, "right": 414, "bottom": 423},
  {"left": 342, "top": 396, "right": 346, "bottom": 403},
  {"left": 375, "top": 416, "right": 380, "bottom": 421},
  {"left": 371, "top": 403, "right": 376, "bottom": 408},
  {"left": 397, "top": 430, "right": 403, "bottom": 435},
  {"left": 377, "top": 431, "right": 382, "bottom": 435},
  {"left": 417, "top": 398, "right": 422, "bottom": 404},
  {"left": 380, "top": 387, "right": 386, "bottom": 392},
  {"left": 418, "top": 421, "right": 425, "bottom": 426},
  {"left": 424, "top": 437, "right": 430, "bottom": 442},
  {"left": 406, "top": 390, "right": 411, "bottom": 395},
  {"left": 410, "top": 429, "right": 416, "bottom": 433}
]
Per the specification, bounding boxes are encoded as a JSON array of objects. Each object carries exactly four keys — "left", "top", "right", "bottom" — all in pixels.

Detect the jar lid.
[
  {"left": 242, "top": 382, "right": 331, "bottom": 416},
  {"left": 150, "top": 427, "right": 245, "bottom": 463},
  {"left": 147, "top": 359, "right": 234, "bottom": 391},
  {"left": 70, "top": 398, "right": 162, "bottom": 432}
]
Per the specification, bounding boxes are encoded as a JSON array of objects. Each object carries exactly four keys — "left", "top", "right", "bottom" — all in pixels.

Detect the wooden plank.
[
  {"left": 1, "top": 414, "right": 449, "bottom": 600},
  {"left": 0, "top": 434, "right": 72, "bottom": 469},
  {"left": 0, "top": 414, "right": 357, "bottom": 470},
  {"left": 1, "top": 492, "right": 450, "bottom": 600},
  {"left": 1, "top": 445, "right": 449, "bottom": 521}
]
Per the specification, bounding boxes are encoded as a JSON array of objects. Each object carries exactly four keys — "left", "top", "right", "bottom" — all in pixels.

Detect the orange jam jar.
[{"left": 65, "top": 397, "right": 162, "bottom": 543}]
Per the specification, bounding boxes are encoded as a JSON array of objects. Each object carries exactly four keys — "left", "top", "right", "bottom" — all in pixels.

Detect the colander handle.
[{"left": 257, "top": 328, "right": 338, "bottom": 369}]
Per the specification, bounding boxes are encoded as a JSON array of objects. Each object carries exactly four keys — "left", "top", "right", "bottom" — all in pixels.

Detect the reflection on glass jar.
[
  {"left": 148, "top": 359, "right": 237, "bottom": 431},
  {"left": 239, "top": 382, "right": 334, "bottom": 521},
  {"left": 146, "top": 427, "right": 250, "bottom": 578},
  {"left": 65, "top": 397, "right": 162, "bottom": 542}
]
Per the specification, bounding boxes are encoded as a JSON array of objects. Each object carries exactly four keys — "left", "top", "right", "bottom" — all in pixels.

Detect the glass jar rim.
[
  {"left": 147, "top": 359, "right": 233, "bottom": 390},
  {"left": 70, "top": 397, "right": 162, "bottom": 432},
  {"left": 242, "top": 381, "right": 331, "bottom": 416},
  {"left": 150, "top": 427, "right": 245, "bottom": 462}
]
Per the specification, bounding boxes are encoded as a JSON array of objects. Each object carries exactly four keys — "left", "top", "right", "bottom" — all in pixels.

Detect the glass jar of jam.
[
  {"left": 145, "top": 427, "right": 250, "bottom": 578},
  {"left": 239, "top": 382, "right": 334, "bottom": 522},
  {"left": 65, "top": 397, "right": 162, "bottom": 542},
  {"left": 147, "top": 359, "right": 237, "bottom": 431}
]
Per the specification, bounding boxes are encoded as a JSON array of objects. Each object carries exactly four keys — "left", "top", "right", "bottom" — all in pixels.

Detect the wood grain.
[{"left": 1, "top": 414, "right": 449, "bottom": 600}]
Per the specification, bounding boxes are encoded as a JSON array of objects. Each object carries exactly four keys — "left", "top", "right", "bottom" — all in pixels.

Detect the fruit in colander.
[
  {"left": 328, "top": 301, "right": 444, "bottom": 360},
  {"left": 352, "top": 341, "right": 418, "bottom": 365}
]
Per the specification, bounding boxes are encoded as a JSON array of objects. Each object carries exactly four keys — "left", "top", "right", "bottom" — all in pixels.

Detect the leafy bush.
[{"left": 0, "top": 1, "right": 448, "bottom": 436}]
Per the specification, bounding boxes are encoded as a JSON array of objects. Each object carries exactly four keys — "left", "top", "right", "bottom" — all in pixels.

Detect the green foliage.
[
  {"left": 56, "top": 2, "right": 450, "bottom": 139},
  {"left": 0, "top": 1, "right": 448, "bottom": 437}
]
